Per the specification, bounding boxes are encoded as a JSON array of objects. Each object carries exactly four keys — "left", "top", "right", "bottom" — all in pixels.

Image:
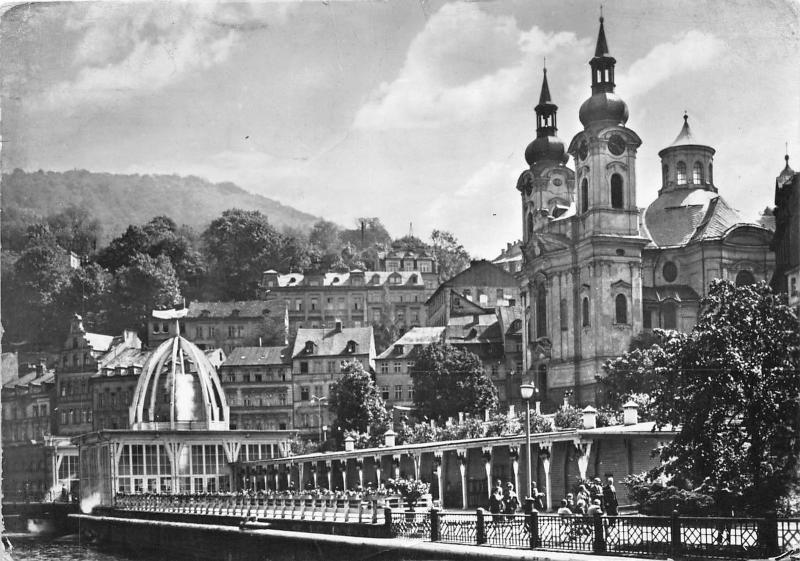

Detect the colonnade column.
[
  {"left": 539, "top": 443, "right": 552, "bottom": 511},
  {"left": 311, "top": 463, "right": 318, "bottom": 489},
  {"left": 458, "top": 449, "right": 468, "bottom": 509},
  {"left": 433, "top": 451, "right": 444, "bottom": 506},
  {"left": 574, "top": 440, "right": 592, "bottom": 482},
  {"left": 326, "top": 460, "right": 333, "bottom": 490},
  {"left": 482, "top": 447, "right": 492, "bottom": 501},
  {"left": 298, "top": 463, "right": 305, "bottom": 491},
  {"left": 411, "top": 453, "right": 421, "bottom": 480},
  {"left": 356, "top": 459, "right": 364, "bottom": 489},
  {"left": 373, "top": 455, "right": 382, "bottom": 486},
  {"left": 273, "top": 467, "right": 279, "bottom": 491},
  {"left": 392, "top": 454, "right": 400, "bottom": 481},
  {"left": 509, "top": 446, "right": 520, "bottom": 499}
]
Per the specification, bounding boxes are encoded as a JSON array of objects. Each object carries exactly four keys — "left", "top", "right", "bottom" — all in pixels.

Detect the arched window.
[
  {"left": 536, "top": 287, "right": 547, "bottom": 338},
  {"left": 676, "top": 162, "right": 687, "bottom": 185},
  {"left": 610, "top": 174, "right": 624, "bottom": 209},
  {"left": 663, "top": 302, "right": 677, "bottom": 330},
  {"left": 537, "top": 364, "right": 547, "bottom": 403},
  {"left": 615, "top": 294, "right": 628, "bottom": 324},
  {"left": 581, "top": 178, "right": 589, "bottom": 213},
  {"left": 692, "top": 161, "right": 703, "bottom": 184},
  {"left": 735, "top": 270, "right": 755, "bottom": 286},
  {"left": 527, "top": 212, "right": 534, "bottom": 235},
  {"left": 559, "top": 299, "right": 568, "bottom": 331},
  {"left": 581, "top": 297, "right": 590, "bottom": 327},
  {"left": 662, "top": 164, "right": 669, "bottom": 187},
  {"left": 709, "top": 162, "right": 714, "bottom": 184}
]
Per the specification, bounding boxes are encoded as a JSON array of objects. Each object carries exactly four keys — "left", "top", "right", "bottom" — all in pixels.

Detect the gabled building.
[
  {"left": 375, "top": 327, "right": 446, "bottom": 410},
  {"left": 493, "top": 241, "right": 523, "bottom": 274},
  {"left": 290, "top": 323, "right": 375, "bottom": 436},
  {"left": 90, "top": 346, "right": 151, "bottom": 431},
  {"left": 426, "top": 260, "right": 520, "bottom": 327},
  {"left": 219, "top": 346, "right": 293, "bottom": 431}
]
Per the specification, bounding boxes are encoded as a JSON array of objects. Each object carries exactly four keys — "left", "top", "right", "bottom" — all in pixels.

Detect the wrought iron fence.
[
  {"left": 779, "top": 519, "right": 800, "bottom": 550},
  {"left": 390, "top": 511, "right": 431, "bottom": 539},
  {"left": 483, "top": 513, "right": 531, "bottom": 549},
  {"left": 438, "top": 511, "right": 478, "bottom": 544}
]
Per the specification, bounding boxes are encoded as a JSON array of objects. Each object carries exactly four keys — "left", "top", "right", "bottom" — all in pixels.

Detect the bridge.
[{"left": 110, "top": 493, "right": 800, "bottom": 559}]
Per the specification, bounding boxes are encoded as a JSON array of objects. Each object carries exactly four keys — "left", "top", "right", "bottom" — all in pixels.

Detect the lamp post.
[
  {"left": 520, "top": 383, "right": 536, "bottom": 501},
  {"left": 311, "top": 395, "right": 328, "bottom": 442}
]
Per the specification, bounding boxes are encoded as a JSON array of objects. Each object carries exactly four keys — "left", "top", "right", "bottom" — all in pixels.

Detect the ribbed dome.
[
  {"left": 129, "top": 334, "right": 230, "bottom": 430},
  {"left": 579, "top": 92, "right": 629, "bottom": 127},
  {"left": 525, "top": 135, "right": 567, "bottom": 166}
]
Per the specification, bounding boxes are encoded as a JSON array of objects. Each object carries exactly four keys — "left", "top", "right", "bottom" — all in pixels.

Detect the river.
[{"left": 8, "top": 536, "right": 160, "bottom": 561}]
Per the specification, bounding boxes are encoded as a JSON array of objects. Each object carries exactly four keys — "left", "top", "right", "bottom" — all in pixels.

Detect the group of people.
[
  {"left": 487, "top": 480, "right": 522, "bottom": 515},
  {"left": 556, "top": 476, "right": 619, "bottom": 518}
]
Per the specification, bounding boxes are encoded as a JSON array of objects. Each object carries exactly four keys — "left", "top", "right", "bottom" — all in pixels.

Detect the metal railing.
[
  {"left": 113, "top": 493, "right": 393, "bottom": 524},
  {"left": 388, "top": 509, "right": 800, "bottom": 559}
]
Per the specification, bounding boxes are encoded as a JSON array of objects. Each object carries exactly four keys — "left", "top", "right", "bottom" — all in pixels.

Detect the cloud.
[
  {"left": 40, "top": 3, "right": 294, "bottom": 111},
  {"left": 617, "top": 31, "right": 725, "bottom": 100},
  {"left": 353, "top": 1, "right": 584, "bottom": 129}
]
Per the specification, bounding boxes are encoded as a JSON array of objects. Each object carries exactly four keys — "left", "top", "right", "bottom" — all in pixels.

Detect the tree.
[
  {"left": 410, "top": 343, "right": 498, "bottom": 423},
  {"left": 430, "top": 229, "right": 470, "bottom": 282},
  {"left": 605, "top": 280, "right": 800, "bottom": 513},
  {"left": 309, "top": 220, "right": 342, "bottom": 254},
  {"left": 339, "top": 217, "right": 392, "bottom": 252},
  {"left": 328, "top": 360, "right": 389, "bottom": 435},
  {"left": 46, "top": 204, "right": 102, "bottom": 256}
]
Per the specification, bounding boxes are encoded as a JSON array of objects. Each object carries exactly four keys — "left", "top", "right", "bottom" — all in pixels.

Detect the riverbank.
[{"left": 72, "top": 514, "right": 655, "bottom": 561}]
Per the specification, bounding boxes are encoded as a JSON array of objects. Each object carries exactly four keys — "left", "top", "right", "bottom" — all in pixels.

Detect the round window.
[
  {"left": 608, "top": 134, "right": 625, "bottom": 156},
  {"left": 663, "top": 262, "right": 678, "bottom": 283}
]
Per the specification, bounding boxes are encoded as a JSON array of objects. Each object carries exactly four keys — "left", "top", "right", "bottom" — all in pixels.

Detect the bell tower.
[{"left": 568, "top": 16, "right": 641, "bottom": 238}]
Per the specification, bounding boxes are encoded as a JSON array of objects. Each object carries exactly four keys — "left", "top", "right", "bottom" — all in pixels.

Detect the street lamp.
[
  {"left": 311, "top": 395, "right": 328, "bottom": 442},
  {"left": 520, "top": 383, "right": 536, "bottom": 502}
]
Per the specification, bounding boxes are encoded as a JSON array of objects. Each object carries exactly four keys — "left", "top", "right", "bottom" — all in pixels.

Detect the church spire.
[
  {"left": 538, "top": 64, "right": 552, "bottom": 105},
  {"left": 525, "top": 67, "right": 566, "bottom": 166},
  {"left": 535, "top": 67, "right": 558, "bottom": 138},
  {"left": 595, "top": 14, "right": 610, "bottom": 57},
  {"left": 589, "top": 15, "right": 616, "bottom": 95}
]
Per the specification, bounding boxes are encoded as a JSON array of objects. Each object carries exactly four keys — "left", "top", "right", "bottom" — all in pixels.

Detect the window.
[
  {"left": 353, "top": 296, "right": 363, "bottom": 311},
  {"left": 735, "top": 270, "right": 755, "bottom": 286},
  {"left": 300, "top": 387, "right": 310, "bottom": 401},
  {"left": 381, "top": 386, "right": 389, "bottom": 400},
  {"left": 676, "top": 161, "right": 687, "bottom": 185},
  {"left": 709, "top": 162, "right": 713, "bottom": 184},
  {"left": 278, "top": 393, "right": 287, "bottom": 406},
  {"left": 327, "top": 360, "right": 336, "bottom": 373},
  {"left": 337, "top": 297, "right": 346, "bottom": 310},
  {"left": 310, "top": 298, "right": 318, "bottom": 311},
  {"left": 387, "top": 261, "right": 399, "bottom": 272},
  {"left": 610, "top": 174, "right": 624, "bottom": 209},
  {"left": 372, "top": 309, "right": 381, "bottom": 322},
  {"left": 380, "top": 362, "right": 389, "bottom": 374},
  {"left": 407, "top": 386, "right": 415, "bottom": 400},
  {"left": 295, "top": 299, "right": 303, "bottom": 312},
  {"left": 394, "top": 385, "right": 403, "bottom": 400},
  {"left": 420, "top": 262, "right": 431, "bottom": 273},
  {"left": 496, "top": 289, "right": 504, "bottom": 301},
  {"left": 195, "top": 327, "right": 203, "bottom": 338},
  {"left": 662, "top": 261, "right": 678, "bottom": 282},
  {"left": 663, "top": 302, "right": 677, "bottom": 329},
  {"left": 228, "top": 326, "right": 235, "bottom": 337},
  {"left": 615, "top": 294, "right": 628, "bottom": 324},
  {"left": 535, "top": 287, "right": 547, "bottom": 338},
  {"left": 403, "top": 260, "right": 414, "bottom": 271},
  {"left": 491, "top": 364, "right": 499, "bottom": 378},
  {"left": 527, "top": 212, "right": 534, "bottom": 234},
  {"left": 692, "top": 161, "right": 703, "bottom": 184},
  {"left": 209, "top": 326, "right": 215, "bottom": 337},
  {"left": 389, "top": 274, "right": 401, "bottom": 285},
  {"left": 662, "top": 164, "right": 669, "bottom": 186},
  {"left": 581, "top": 178, "right": 589, "bottom": 212},
  {"left": 560, "top": 299, "right": 568, "bottom": 331},
  {"left": 582, "top": 297, "right": 590, "bottom": 327},
  {"left": 463, "top": 289, "right": 472, "bottom": 300},
  {"left": 242, "top": 372, "right": 251, "bottom": 382},
  {"left": 643, "top": 309, "right": 652, "bottom": 329},
  {"left": 393, "top": 362, "right": 402, "bottom": 373},
  {"left": 299, "top": 361, "right": 309, "bottom": 374}
]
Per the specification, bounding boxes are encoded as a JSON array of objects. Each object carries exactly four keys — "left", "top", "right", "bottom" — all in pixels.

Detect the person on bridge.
[
  {"left": 603, "top": 476, "right": 619, "bottom": 516},
  {"left": 488, "top": 483, "right": 504, "bottom": 514},
  {"left": 503, "top": 482, "right": 520, "bottom": 517}
]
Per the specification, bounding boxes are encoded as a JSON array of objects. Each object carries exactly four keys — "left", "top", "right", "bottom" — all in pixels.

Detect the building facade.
[
  {"left": 219, "top": 346, "right": 293, "bottom": 431},
  {"left": 772, "top": 156, "right": 800, "bottom": 308},
  {"left": 518, "top": 18, "right": 774, "bottom": 410}
]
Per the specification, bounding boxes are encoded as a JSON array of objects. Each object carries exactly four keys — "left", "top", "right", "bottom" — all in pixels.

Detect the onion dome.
[
  {"left": 778, "top": 153, "right": 794, "bottom": 184},
  {"left": 525, "top": 68, "right": 568, "bottom": 166},
  {"left": 578, "top": 17, "right": 629, "bottom": 127},
  {"left": 130, "top": 311, "right": 229, "bottom": 430}
]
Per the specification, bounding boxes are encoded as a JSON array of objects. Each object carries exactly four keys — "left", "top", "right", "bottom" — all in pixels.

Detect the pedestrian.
[
  {"left": 503, "top": 482, "right": 520, "bottom": 517},
  {"left": 603, "top": 476, "right": 618, "bottom": 516},
  {"left": 557, "top": 498, "right": 574, "bottom": 542},
  {"left": 557, "top": 499, "right": 573, "bottom": 517},
  {"left": 587, "top": 498, "right": 603, "bottom": 517},
  {"left": 590, "top": 477, "right": 604, "bottom": 509},
  {"left": 565, "top": 492, "right": 575, "bottom": 510},
  {"left": 576, "top": 484, "right": 590, "bottom": 509},
  {"left": 488, "top": 482, "right": 504, "bottom": 515}
]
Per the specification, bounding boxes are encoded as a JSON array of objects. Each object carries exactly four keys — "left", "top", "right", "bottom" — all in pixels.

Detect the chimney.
[
  {"left": 334, "top": 320, "right": 343, "bottom": 333},
  {"left": 623, "top": 400, "right": 640, "bottom": 426},
  {"left": 344, "top": 435, "right": 355, "bottom": 452},
  {"left": 582, "top": 405, "right": 597, "bottom": 429},
  {"left": 383, "top": 429, "right": 396, "bottom": 448}
]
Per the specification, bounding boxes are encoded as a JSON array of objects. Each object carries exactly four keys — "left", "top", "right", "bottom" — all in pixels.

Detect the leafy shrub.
[
  {"left": 554, "top": 405, "right": 582, "bottom": 429},
  {"left": 387, "top": 477, "right": 430, "bottom": 509},
  {"left": 623, "top": 473, "right": 714, "bottom": 515},
  {"left": 596, "top": 406, "right": 621, "bottom": 427}
]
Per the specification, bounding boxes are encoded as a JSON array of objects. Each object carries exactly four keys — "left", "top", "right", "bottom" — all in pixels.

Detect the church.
[{"left": 517, "top": 17, "right": 774, "bottom": 409}]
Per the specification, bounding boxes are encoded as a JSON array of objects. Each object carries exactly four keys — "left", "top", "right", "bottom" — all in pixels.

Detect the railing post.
[
  {"left": 593, "top": 512, "right": 607, "bottom": 553},
  {"left": 476, "top": 508, "right": 487, "bottom": 545},
  {"left": 670, "top": 509, "right": 682, "bottom": 556},
  {"left": 529, "top": 510, "right": 539, "bottom": 549},
  {"left": 760, "top": 511, "right": 779, "bottom": 557},
  {"left": 430, "top": 508, "right": 440, "bottom": 542},
  {"left": 384, "top": 507, "right": 393, "bottom": 534}
]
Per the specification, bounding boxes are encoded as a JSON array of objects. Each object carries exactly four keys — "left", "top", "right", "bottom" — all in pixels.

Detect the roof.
[
  {"left": 186, "top": 300, "right": 282, "bottom": 319},
  {"left": 84, "top": 332, "right": 115, "bottom": 352},
  {"left": 94, "top": 348, "right": 152, "bottom": 376},
  {"left": 594, "top": 17, "right": 610, "bottom": 57},
  {"left": 376, "top": 327, "right": 445, "bottom": 360},
  {"left": 444, "top": 314, "right": 503, "bottom": 344},
  {"left": 538, "top": 68, "right": 552, "bottom": 105},
  {"left": 663, "top": 114, "right": 712, "bottom": 151},
  {"left": 578, "top": 421, "right": 677, "bottom": 436},
  {"left": 3, "top": 370, "right": 54, "bottom": 389},
  {"left": 644, "top": 189, "right": 768, "bottom": 248},
  {"left": 222, "top": 346, "right": 291, "bottom": 367},
  {"left": 292, "top": 326, "right": 374, "bottom": 358},
  {"left": 264, "top": 270, "right": 426, "bottom": 288},
  {"left": 642, "top": 285, "right": 700, "bottom": 303},
  {"left": 497, "top": 306, "right": 524, "bottom": 335}
]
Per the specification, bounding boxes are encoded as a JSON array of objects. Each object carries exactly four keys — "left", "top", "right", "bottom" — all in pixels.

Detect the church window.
[
  {"left": 662, "top": 262, "right": 678, "bottom": 283},
  {"left": 581, "top": 179, "right": 589, "bottom": 213},
  {"left": 663, "top": 302, "right": 677, "bottom": 330},
  {"left": 537, "top": 364, "right": 547, "bottom": 403},
  {"left": 615, "top": 294, "right": 628, "bottom": 324},
  {"left": 536, "top": 287, "right": 547, "bottom": 338},
  {"left": 527, "top": 212, "right": 534, "bottom": 235},
  {"left": 581, "top": 297, "right": 590, "bottom": 327},
  {"left": 735, "top": 270, "right": 755, "bottom": 286},
  {"left": 692, "top": 161, "right": 704, "bottom": 184},
  {"left": 708, "top": 162, "right": 714, "bottom": 184},
  {"left": 560, "top": 299, "right": 568, "bottom": 331},
  {"left": 610, "top": 174, "right": 624, "bottom": 209},
  {"left": 643, "top": 309, "right": 653, "bottom": 329},
  {"left": 676, "top": 162, "right": 687, "bottom": 185},
  {"left": 662, "top": 164, "right": 669, "bottom": 187}
]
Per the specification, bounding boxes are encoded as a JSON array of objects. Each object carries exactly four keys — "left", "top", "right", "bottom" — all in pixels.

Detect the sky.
[{"left": 2, "top": 0, "right": 799, "bottom": 259}]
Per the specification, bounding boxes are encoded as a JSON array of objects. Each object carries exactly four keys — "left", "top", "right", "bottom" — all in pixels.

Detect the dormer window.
[
  {"left": 304, "top": 341, "right": 316, "bottom": 354},
  {"left": 231, "top": 309, "right": 240, "bottom": 317},
  {"left": 289, "top": 277, "right": 297, "bottom": 284},
  {"left": 201, "top": 310, "right": 210, "bottom": 317},
  {"left": 371, "top": 274, "right": 380, "bottom": 284},
  {"left": 394, "top": 345, "right": 404, "bottom": 355},
  {"left": 346, "top": 340, "right": 358, "bottom": 354},
  {"left": 409, "top": 274, "right": 418, "bottom": 284},
  {"left": 332, "top": 277, "right": 340, "bottom": 284},
  {"left": 389, "top": 273, "right": 401, "bottom": 285}
]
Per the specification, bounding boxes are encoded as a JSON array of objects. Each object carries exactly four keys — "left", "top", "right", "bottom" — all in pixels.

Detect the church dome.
[
  {"left": 129, "top": 330, "right": 229, "bottom": 431},
  {"left": 525, "top": 135, "right": 567, "bottom": 166},
  {"left": 579, "top": 92, "right": 629, "bottom": 127}
]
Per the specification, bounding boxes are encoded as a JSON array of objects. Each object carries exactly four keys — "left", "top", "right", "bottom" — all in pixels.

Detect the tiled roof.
[
  {"left": 4, "top": 370, "right": 54, "bottom": 389},
  {"left": 267, "top": 271, "right": 425, "bottom": 288},
  {"left": 84, "top": 332, "right": 115, "bottom": 352},
  {"left": 186, "top": 300, "right": 283, "bottom": 318},
  {"left": 376, "top": 327, "right": 445, "bottom": 360},
  {"left": 642, "top": 285, "right": 700, "bottom": 303},
  {"left": 644, "top": 189, "right": 766, "bottom": 248},
  {"left": 444, "top": 314, "right": 503, "bottom": 343},
  {"left": 97, "top": 348, "right": 151, "bottom": 371},
  {"left": 222, "top": 346, "right": 291, "bottom": 366},
  {"left": 497, "top": 306, "right": 524, "bottom": 335},
  {"left": 292, "top": 326, "right": 374, "bottom": 358}
]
